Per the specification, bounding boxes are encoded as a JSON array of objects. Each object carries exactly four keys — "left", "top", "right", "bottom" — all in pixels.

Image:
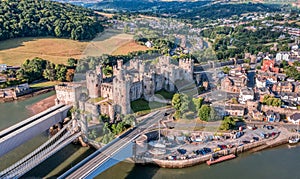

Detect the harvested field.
[{"left": 0, "top": 30, "right": 138, "bottom": 66}]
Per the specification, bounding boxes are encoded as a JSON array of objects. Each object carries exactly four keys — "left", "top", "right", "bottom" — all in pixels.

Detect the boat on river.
[{"left": 288, "top": 137, "right": 299, "bottom": 144}]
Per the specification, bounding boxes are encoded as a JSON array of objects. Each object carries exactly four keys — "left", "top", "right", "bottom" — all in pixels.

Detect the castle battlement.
[{"left": 69, "top": 55, "right": 195, "bottom": 119}]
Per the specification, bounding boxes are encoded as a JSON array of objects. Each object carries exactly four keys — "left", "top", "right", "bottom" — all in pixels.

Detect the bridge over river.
[
  {"left": 0, "top": 104, "right": 72, "bottom": 157},
  {"left": 59, "top": 109, "right": 172, "bottom": 179}
]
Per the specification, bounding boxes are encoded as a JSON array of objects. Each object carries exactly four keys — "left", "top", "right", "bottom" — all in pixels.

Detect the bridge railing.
[
  {"left": 0, "top": 119, "right": 76, "bottom": 178},
  {"left": 3, "top": 131, "right": 72, "bottom": 178},
  {"left": 8, "top": 132, "right": 81, "bottom": 179}
]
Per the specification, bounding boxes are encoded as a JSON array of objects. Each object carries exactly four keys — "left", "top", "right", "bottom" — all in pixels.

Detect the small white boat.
[{"left": 288, "top": 137, "right": 300, "bottom": 144}]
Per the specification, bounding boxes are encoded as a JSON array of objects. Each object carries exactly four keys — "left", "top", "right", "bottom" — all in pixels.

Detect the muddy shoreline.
[{"left": 26, "top": 94, "right": 56, "bottom": 114}]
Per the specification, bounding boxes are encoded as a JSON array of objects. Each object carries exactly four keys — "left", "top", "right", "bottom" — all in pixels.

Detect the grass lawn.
[
  {"left": 30, "top": 81, "right": 60, "bottom": 88},
  {"left": 0, "top": 30, "right": 135, "bottom": 66},
  {"left": 155, "top": 89, "right": 174, "bottom": 100},
  {"left": 88, "top": 97, "right": 105, "bottom": 103},
  {"left": 175, "top": 80, "right": 198, "bottom": 96},
  {"left": 131, "top": 99, "right": 168, "bottom": 114}
]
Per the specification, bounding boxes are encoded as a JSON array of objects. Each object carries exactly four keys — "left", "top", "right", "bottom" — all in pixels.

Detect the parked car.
[
  {"left": 203, "top": 147, "right": 212, "bottom": 153},
  {"left": 217, "top": 145, "right": 227, "bottom": 150},
  {"left": 235, "top": 131, "right": 244, "bottom": 139},
  {"left": 242, "top": 140, "right": 250, "bottom": 144},
  {"left": 214, "top": 147, "right": 221, "bottom": 152},
  {"left": 177, "top": 149, "right": 187, "bottom": 155}
]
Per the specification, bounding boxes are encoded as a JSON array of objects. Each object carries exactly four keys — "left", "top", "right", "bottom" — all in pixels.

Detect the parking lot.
[{"left": 146, "top": 124, "right": 281, "bottom": 160}]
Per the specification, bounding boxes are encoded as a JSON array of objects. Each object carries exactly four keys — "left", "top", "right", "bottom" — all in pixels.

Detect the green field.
[
  {"left": 29, "top": 81, "right": 60, "bottom": 88},
  {"left": 155, "top": 90, "right": 174, "bottom": 100},
  {"left": 131, "top": 99, "right": 169, "bottom": 115}
]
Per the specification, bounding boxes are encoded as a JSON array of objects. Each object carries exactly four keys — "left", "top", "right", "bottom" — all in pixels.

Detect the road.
[{"left": 64, "top": 109, "right": 173, "bottom": 179}]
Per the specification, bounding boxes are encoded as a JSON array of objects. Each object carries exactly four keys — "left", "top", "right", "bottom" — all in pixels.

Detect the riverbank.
[
  {"left": 26, "top": 94, "right": 56, "bottom": 114},
  {"left": 133, "top": 126, "right": 293, "bottom": 169},
  {"left": 0, "top": 87, "right": 54, "bottom": 103}
]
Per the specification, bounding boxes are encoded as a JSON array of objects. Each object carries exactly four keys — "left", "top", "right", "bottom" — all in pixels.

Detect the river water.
[
  {"left": 1, "top": 93, "right": 300, "bottom": 178},
  {"left": 0, "top": 92, "right": 95, "bottom": 178}
]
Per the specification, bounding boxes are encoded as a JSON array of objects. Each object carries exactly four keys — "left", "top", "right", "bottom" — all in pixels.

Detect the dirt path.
[{"left": 26, "top": 95, "right": 56, "bottom": 115}]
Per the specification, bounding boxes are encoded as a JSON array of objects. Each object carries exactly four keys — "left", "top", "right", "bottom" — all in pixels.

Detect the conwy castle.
[{"left": 55, "top": 56, "right": 194, "bottom": 120}]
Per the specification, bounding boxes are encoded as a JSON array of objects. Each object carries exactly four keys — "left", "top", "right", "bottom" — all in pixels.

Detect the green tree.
[
  {"left": 67, "top": 58, "right": 78, "bottom": 67},
  {"left": 102, "top": 122, "right": 110, "bottom": 134},
  {"left": 171, "top": 93, "right": 191, "bottom": 116},
  {"left": 219, "top": 116, "right": 237, "bottom": 131},
  {"left": 222, "top": 66, "right": 231, "bottom": 74},
  {"left": 172, "top": 93, "right": 181, "bottom": 111},
  {"left": 198, "top": 105, "right": 211, "bottom": 121},
  {"left": 192, "top": 97, "right": 203, "bottom": 111},
  {"left": 101, "top": 134, "right": 110, "bottom": 144},
  {"left": 55, "top": 64, "right": 67, "bottom": 81},
  {"left": 43, "top": 62, "right": 56, "bottom": 81}
]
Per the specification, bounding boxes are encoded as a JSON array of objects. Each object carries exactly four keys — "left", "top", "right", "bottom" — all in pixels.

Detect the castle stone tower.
[
  {"left": 86, "top": 70, "right": 101, "bottom": 98},
  {"left": 113, "top": 69, "right": 132, "bottom": 115},
  {"left": 143, "top": 71, "right": 155, "bottom": 98},
  {"left": 179, "top": 58, "right": 194, "bottom": 80},
  {"left": 113, "top": 59, "right": 123, "bottom": 77}
]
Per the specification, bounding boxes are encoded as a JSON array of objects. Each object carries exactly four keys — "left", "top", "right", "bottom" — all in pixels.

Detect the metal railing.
[{"left": 0, "top": 119, "right": 80, "bottom": 178}]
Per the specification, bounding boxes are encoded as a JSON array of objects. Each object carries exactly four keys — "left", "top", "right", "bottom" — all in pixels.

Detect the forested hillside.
[{"left": 0, "top": 0, "right": 105, "bottom": 41}]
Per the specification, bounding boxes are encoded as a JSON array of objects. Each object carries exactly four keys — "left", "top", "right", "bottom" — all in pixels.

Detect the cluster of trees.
[
  {"left": 171, "top": 93, "right": 193, "bottom": 119},
  {"left": 95, "top": 1, "right": 210, "bottom": 14},
  {"left": 262, "top": 95, "right": 283, "bottom": 107},
  {"left": 0, "top": 0, "right": 104, "bottom": 41},
  {"left": 134, "top": 35, "right": 175, "bottom": 55},
  {"left": 100, "top": 115, "right": 136, "bottom": 144},
  {"left": 283, "top": 61, "right": 300, "bottom": 81},
  {"left": 171, "top": 93, "right": 232, "bottom": 123},
  {"left": 206, "top": 26, "right": 285, "bottom": 60},
  {"left": 16, "top": 57, "right": 75, "bottom": 83},
  {"left": 1, "top": 57, "right": 77, "bottom": 88},
  {"left": 197, "top": 105, "right": 222, "bottom": 122},
  {"left": 96, "top": 2, "right": 280, "bottom": 20}
]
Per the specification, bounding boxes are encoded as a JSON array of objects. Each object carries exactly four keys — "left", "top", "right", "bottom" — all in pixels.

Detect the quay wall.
[{"left": 134, "top": 136, "right": 289, "bottom": 169}]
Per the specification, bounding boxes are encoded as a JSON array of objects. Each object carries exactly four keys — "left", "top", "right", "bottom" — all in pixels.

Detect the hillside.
[
  {"left": 0, "top": 0, "right": 105, "bottom": 41},
  {"left": 92, "top": 1, "right": 281, "bottom": 19}
]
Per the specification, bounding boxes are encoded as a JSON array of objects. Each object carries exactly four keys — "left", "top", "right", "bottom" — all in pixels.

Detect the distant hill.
[
  {"left": 0, "top": 0, "right": 105, "bottom": 41},
  {"left": 90, "top": 1, "right": 281, "bottom": 19}
]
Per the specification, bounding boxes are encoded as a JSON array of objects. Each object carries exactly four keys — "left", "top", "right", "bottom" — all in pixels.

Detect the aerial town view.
[{"left": 0, "top": 0, "right": 300, "bottom": 178}]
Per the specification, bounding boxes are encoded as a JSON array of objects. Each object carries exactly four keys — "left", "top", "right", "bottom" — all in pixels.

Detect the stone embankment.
[
  {"left": 134, "top": 128, "right": 292, "bottom": 169},
  {"left": 0, "top": 87, "right": 54, "bottom": 103}
]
